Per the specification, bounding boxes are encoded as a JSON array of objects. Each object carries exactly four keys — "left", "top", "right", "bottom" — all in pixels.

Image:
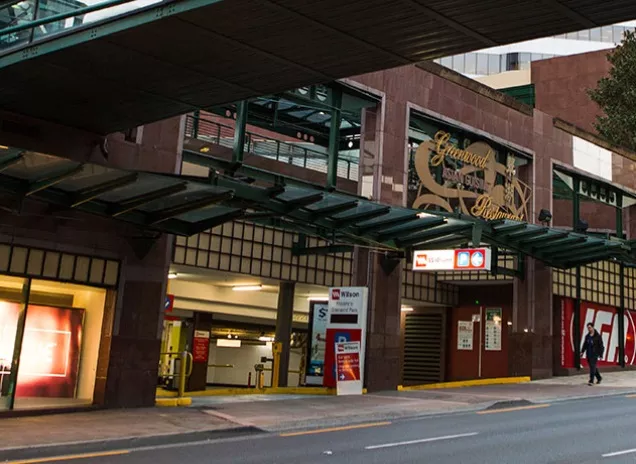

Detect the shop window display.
[{"left": 0, "top": 277, "right": 107, "bottom": 411}]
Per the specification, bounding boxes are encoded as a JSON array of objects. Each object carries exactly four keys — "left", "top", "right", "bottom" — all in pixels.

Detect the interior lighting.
[
  {"left": 401, "top": 306, "right": 414, "bottom": 312},
  {"left": 232, "top": 285, "right": 262, "bottom": 292},
  {"left": 307, "top": 296, "right": 329, "bottom": 301},
  {"left": 168, "top": 272, "right": 178, "bottom": 279},
  {"left": 258, "top": 336, "right": 275, "bottom": 342},
  {"left": 0, "top": 145, "right": 8, "bottom": 150}
]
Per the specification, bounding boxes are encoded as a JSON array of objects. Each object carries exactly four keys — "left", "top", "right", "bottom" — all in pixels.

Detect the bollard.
[
  {"left": 247, "top": 372, "right": 252, "bottom": 388},
  {"left": 178, "top": 351, "right": 187, "bottom": 398},
  {"left": 259, "top": 371, "right": 265, "bottom": 389},
  {"left": 271, "top": 342, "right": 282, "bottom": 388}
]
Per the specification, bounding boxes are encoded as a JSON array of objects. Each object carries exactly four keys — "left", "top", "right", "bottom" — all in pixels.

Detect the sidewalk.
[{"left": 1, "top": 372, "right": 635, "bottom": 453}]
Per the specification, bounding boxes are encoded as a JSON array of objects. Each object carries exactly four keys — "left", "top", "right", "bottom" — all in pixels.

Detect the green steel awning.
[{"left": 0, "top": 146, "right": 634, "bottom": 269}]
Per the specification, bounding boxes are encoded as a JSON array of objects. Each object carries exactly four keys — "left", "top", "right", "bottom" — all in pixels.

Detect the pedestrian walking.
[{"left": 581, "top": 322, "right": 604, "bottom": 386}]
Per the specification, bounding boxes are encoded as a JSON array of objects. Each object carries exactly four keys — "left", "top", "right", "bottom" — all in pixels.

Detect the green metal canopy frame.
[{"left": 0, "top": 147, "right": 633, "bottom": 269}]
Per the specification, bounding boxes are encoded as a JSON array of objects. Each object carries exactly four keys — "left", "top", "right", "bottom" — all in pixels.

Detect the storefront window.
[
  {"left": 0, "top": 277, "right": 107, "bottom": 411},
  {"left": 0, "top": 276, "right": 29, "bottom": 410}
]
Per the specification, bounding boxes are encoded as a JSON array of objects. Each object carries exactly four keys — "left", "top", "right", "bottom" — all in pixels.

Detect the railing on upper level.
[
  {"left": 185, "top": 115, "right": 359, "bottom": 182},
  {"left": 0, "top": 0, "right": 155, "bottom": 52}
]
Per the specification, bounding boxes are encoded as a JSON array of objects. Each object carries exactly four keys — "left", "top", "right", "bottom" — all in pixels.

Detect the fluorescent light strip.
[{"left": 232, "top": 285, "right": 262, "bottom": 291}]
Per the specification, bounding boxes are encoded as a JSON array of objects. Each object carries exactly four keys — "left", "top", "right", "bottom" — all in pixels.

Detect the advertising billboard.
[
  {"left": 0, "top": 300, "right": 84, "bottom": 398},
  {"left": 560, "top": 298, "right": 636, "bottom": 368},
  {"left": 305, "top": 301, "right": 329, "bottom": 385}
]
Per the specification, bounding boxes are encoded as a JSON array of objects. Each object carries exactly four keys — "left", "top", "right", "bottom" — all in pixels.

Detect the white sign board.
[
  {"left": 457, "top": 321, "right": 474, "bottom": 350},
  {"left": 413, "top": 248, "right": 492, "bottom": 271}
]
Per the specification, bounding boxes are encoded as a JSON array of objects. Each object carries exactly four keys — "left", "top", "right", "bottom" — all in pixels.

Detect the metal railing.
[
  {"left": 185, "top": 115, "right": 359, "bottom": 182},
  {"left": 0, "top": 0, "right": 157, "bottom": 53},
  {"left": 159, "top": 350, "right": 193, "bottom": 398}
]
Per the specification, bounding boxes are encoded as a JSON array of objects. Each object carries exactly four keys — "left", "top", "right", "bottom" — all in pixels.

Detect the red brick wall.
[{"left": 532, "top": 50, "right": 611, "bottom": 134}]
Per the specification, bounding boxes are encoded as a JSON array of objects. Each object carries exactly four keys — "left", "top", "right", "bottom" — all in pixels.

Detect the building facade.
[{"left": 1, "top": 47, "right": 635, "bottom": 414}]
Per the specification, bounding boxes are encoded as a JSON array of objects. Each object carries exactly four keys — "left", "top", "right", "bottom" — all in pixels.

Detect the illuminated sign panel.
[
  {"left": 413, "top": 248, "right": 492, "bottom": 271},
  {"left": 409, "top": 123, "right": 532, "bottom": 222}
]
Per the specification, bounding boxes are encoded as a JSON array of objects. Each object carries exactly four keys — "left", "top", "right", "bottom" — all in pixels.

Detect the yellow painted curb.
[
  {"left": 155, "top": 397, "right": 193, "bottom": 407},
  {"left": 155, "top": 398, "right": 178, "bottom": 407},
  {"left": 398, "top": 376, "right": 531, "bottom": 391}
]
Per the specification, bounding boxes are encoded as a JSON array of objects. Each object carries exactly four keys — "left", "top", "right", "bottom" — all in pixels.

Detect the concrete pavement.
[
  {"left": 6, "top": 393, "right": 636, "bottom": 463},
  {"left": 1, "top": 371, "right": 636, "bottom": 458}
]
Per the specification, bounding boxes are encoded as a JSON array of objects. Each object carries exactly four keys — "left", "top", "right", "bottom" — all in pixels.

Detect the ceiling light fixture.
[
  {"left": 0, "top": 145, "right": 8, "bottom": 150},
  {"left": 168, "top": 272, "right": 178, "bottom": 279},
  {"left": 232, "top": 285, "right": 263, "bottom": 292},
  {"left": 401, "top": 306, "right": 414, "bottom": 312},
  {"left": 307, "top": 296, "right": 329, "bottom": 301}
]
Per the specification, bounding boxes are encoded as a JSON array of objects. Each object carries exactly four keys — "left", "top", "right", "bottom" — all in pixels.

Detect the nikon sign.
[{"left": 411, "top": 128, "right": 531, "bottom": 222}]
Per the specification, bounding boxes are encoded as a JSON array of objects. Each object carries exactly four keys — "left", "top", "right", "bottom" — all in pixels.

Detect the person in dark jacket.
[{"left": 581, "top": 322, "right": 604, "bottom": 386}]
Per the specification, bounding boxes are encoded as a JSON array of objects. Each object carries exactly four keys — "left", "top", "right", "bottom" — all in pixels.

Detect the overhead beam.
[
  {"left": 71, "top": 173, "right": 139, "bottom": 207},
  {"left": 147, "top": 190, "right": 234, "bottom": 225},
  {"left": 25, "top": 164, "right": 85, "bottom": 196},
  {"left": 538, "top": 0, "right": 596, "bottom": 28},
  {"left": 408, "top": 0, "right": 498, "bottom": 46},
  {"left": 110, "top": 182, "right": 188, "bottom": 217},
  {"left": 0, "top": 152, "right": 24, "bottom": 173},
  {"left": 397, "top": 224, "right": 472, "bottom": 247}
]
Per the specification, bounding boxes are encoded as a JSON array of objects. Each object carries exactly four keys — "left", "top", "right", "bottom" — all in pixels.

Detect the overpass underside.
[{"left": 1, "top": 0, "right": 636, "bottom": 133}]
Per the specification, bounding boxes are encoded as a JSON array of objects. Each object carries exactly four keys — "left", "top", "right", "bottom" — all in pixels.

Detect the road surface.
[{"left": 6, "top": 393, "right": 636, "bottom": 463}]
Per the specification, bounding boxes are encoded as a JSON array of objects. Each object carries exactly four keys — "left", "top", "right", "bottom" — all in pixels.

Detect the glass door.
[{"left": 0, "top": 275, "right": 29, "bottom": 411}]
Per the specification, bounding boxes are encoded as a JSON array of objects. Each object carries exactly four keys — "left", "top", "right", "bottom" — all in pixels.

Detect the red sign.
[
  {"left": 192, "top": 330, "right": 210, "bottom": 364},
  {"left": 331, "top": 289, "right": 341, "bottom": 301},
  {"left": 560, "top": 298, "right": 636, "bottom": 368},
  {"left": 323, "top": 328, "right": 361, "bottom": 387},
  {"left": 165, "top": 294, "right": 175, "bottom": 313},
  {"left": 336, "top": 342, "right": 361, "bottom": 382}
]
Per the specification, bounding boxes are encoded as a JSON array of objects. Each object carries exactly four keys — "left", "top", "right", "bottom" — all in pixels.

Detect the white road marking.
[
  {"left": 365, "top": 432, "right": 479, "bottom": 450},
  {"left": 603, "top": 448, "right": 636, "bottom": 458}
]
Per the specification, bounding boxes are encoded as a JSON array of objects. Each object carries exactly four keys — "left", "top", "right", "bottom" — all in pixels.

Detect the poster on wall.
[
  {"left": 192, "top": 330, "right": 210, "bottom": 363},
  {"left": 457, "top": 321, "right": 474, "bottom": 350},
  {"left": 305, "top": 301, "right": 329, "bottom": 385},
  {"left": 484, "top": 308, "right": 502, "bottom": 351},
  {"left": 335, "top": 341, "right": 362, "bottom": 396},
  {"left": 560, "top": 298, "right": 636, "bottom": 368},
  {"left": 0, "top": 301, "right": 84, "bottom": 399}
]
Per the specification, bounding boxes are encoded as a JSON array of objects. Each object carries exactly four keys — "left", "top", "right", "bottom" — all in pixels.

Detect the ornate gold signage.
[{"left": 412, "top": 131, "right": 531, "bottom": 221}]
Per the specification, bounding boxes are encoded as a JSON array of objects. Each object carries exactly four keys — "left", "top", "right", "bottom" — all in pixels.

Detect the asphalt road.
[{"left": 7, "top": 394, "right": 636, "bottom": 464}]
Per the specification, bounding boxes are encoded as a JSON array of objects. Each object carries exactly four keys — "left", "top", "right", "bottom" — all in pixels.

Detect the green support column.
[
  {"left": 233, "top": 100, "right": 248, "bottom": 166},
  {"left": 573, "top": 178, "right": 581, "bottom": 370},
  {"left": 617, "top": 193, "right": 626, "bottom": 367},
  {"left": 327, "top": 88, "right": 342, "bottom": 190}
]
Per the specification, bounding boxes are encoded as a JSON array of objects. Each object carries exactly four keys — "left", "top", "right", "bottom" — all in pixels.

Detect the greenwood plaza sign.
[{"left": 411, "top": 130, "right": 531, "bottom": 222}]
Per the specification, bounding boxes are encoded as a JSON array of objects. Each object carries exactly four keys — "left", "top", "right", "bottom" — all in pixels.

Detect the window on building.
[
  {"left": 519, "top": 53, "right": 531, "bottom": 70},
  {"left": 601, "top": 26, "right": 613, "bottom": 42},
  {"left": 613, "top": 26, "right": 626, "bottom": 43},
  {"left": 566, "top": 31, "right": 578, "bottom": 40},
  {"left": 464, "top": 53, "right": 477, "bottom": 75},
  {"left": 476, "top": 54, "right": 488, "bottom": 75},
  {"left": 440, "top": 56, "right": 453, "bottom": 68},
  {"left": 453, "top": 54, "right": 465, "bottom": 73},
  {"left": 578, "top": 29, "right": 590, "bottom": 41},
  {"left": 488, "top": 54, "right": 500, "bottom": 74},
  {"left": 505, "top": 53, "right": 520, "bottom": 71},
  {"left": 590, "top": 28, "right": 602, "bottom": 41}
]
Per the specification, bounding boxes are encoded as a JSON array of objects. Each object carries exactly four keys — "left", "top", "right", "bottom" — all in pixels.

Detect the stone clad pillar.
[
  {"left": 100, "top": 117, "right": 185, "bottom": 407},
  {"left": 274, "top": 282, "right": 295, "bottom": 387},
  {"left": 355, "top": 97, "right": 407, "bottom": 391}
]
